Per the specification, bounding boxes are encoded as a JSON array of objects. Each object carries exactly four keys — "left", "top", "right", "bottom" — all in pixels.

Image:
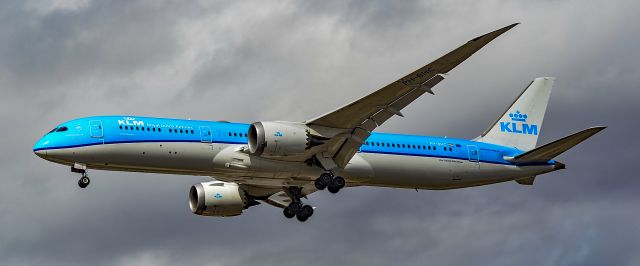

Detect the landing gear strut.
[
  {"left": 314, "top": 172, "right": 345, "bottom": 193},
  {"left": 71, "top": 165, "right": 90, "bottom": 188},
  {"left": 282, "top": 187, "right": 314, "bottom": 222}
]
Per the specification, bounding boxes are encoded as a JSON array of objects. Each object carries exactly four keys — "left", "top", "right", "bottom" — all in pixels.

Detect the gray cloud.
[{"left": 1, "top": 0, "right": 639, "bottom": 265}]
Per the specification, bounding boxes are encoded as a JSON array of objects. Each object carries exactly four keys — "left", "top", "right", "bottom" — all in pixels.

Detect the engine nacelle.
[
  {"left": 248, "top": 121, "right": 317, "bottom": 157},
  {"left": 189, "top": 181, "right": 248, "bottom": 217}
]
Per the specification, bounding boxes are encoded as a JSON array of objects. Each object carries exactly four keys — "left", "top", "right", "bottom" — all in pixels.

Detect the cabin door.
[
  {"left": 200, "top": 126, "right": 212, "bottom": 143},
  {"left": 467, "top": 145, "right": 479, "bottom": 167},
  {"left": 89, "top": 120, "right": 103, "bottom": 139}
]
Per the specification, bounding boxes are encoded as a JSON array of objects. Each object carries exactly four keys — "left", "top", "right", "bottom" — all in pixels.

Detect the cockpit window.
[
  {"left": 56, "top": 126, "right": 68, "bottom": 132},
  {"left": 48, "top": 127, "right": 58, "bottom": 134}
]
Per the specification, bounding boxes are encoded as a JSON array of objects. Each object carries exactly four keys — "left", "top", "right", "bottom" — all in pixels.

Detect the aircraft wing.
[{"left": 305, "top": 23, "right": 519, "bottom": 168}]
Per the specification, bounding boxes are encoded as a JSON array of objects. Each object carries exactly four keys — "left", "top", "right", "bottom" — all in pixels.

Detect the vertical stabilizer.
[{"left": 475, "top": 77, "right": 555, "bottom": 150}]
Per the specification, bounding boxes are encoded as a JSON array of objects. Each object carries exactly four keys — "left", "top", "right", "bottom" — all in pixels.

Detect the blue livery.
[{"left": 33, "top": 116, "right": 554, "bottom": 167}]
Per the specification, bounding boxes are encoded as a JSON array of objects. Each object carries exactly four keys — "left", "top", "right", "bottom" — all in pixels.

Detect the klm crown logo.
[
  {"left": 213, "top": 193, "right": 223, "bottom": 199},
  {"left": 274, "top": 131, "right": 283, "bottom": 137},
  {"left": 500, "top": 110, "right": 538, "bottom": 135},
  {"left": 509, "top": 110, "right": 528, "bottom": 122}
]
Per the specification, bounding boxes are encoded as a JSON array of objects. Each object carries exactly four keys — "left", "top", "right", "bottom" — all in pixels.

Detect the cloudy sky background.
[{"left": 1, "top": 0, "right": 639, "bottom": 265}]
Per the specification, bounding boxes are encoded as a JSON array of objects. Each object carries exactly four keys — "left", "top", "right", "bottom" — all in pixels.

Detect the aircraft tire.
[
  {"left": 296, "top": 205, "right": 313, "bottom": 222},
  {"left": 78, "top": 176, "right": 90, "bottom": 188},
  {"left": 287, "top": 202, "right": 302, "bottom": 214},
  {"left": 314, "top": 178, "right": 327, "bottom": 190},
  {"left": 314, "top": 173, "right": 332, "bottom": 190},
  {"left": 283, "top": 207, "right": 296, "bottom": 219},
  {"left": 332, "top": 176, "right": 346, "bottom": 189}
]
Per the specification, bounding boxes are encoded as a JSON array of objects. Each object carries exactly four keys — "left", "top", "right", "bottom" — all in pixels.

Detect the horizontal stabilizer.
[{"left": 511, "top": 126, "right": 605, "bottom": 163}]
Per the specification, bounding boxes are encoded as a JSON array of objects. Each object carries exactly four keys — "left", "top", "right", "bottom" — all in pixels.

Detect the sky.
[{"left": 1, "top": 0, "right": 639, "bottom": 265}]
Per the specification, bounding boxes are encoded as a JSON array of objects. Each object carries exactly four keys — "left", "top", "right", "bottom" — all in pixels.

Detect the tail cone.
[{"left": 554, "top": 161, "right": 566, "bottom": 170}]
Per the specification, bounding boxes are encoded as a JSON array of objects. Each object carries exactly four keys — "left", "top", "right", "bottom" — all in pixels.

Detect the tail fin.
[{"left": 475, "top": 77, "right": 555, "bottom": 150}]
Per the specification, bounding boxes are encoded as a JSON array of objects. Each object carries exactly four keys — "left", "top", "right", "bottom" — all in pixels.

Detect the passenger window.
[
  {"left": 180, "top": 129, "right": 183, "bottom": 133},
  {"left": 244, "top": 133, "right": 247, "bottom": 137},
  {"left": 192, "top": 130, "right": 195, "bottom": 134},
  {"left": 158, "top": 128, "right": 162, "bottom": 132},
  {"left": 169, "top": 129, "right": 173, "bottom": 133},
  {"left": 402, "top": 144, "right": 405, "bottom": 148},
  {"left": 228, "top": 132, "right": 232, "bottom": 136},
  {"left": 392, "top": 144, "right": 396, "bottom": 147},
  {"left": 119, "top": 126, "right": 122, "bottom": 129}
]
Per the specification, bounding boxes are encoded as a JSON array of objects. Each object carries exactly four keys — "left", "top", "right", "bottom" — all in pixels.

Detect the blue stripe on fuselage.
[{"left": 33, "top": 115, "right": 553, "bottom": 166}]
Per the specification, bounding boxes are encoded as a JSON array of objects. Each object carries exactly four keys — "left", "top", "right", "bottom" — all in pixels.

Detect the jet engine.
[
  {"left": 189, "top": 181, "right": 251, "bottom": 217},
  {"left": 248, "top": 121, "right": 328, "bottom": 157}
]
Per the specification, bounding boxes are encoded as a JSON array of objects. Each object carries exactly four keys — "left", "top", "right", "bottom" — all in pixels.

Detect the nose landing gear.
[{"left": 71, "top": 164, "right": 90, "bottom": 188}]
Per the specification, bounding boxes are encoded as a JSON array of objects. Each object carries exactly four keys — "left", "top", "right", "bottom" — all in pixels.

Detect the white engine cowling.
[
  {"left": 189, "top": 181, "right": 247, "bottom": 217},
  {"left": 248, "top": 121, "right": 315, "bottom": 157}
]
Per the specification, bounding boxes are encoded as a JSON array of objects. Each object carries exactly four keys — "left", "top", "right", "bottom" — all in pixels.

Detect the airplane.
[{"left": 33, "top": 23, "right": 604, "bottom": 222}]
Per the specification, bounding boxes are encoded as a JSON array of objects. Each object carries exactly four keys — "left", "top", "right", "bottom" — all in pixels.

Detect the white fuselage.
[{"left": 42, "top": 141, "right": 556, "bottom": 190}]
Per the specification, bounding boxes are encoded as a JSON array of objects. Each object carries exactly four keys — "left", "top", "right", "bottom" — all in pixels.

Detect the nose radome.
[{"left": 34, "top": 149, "right": 47, "bottom": 158}]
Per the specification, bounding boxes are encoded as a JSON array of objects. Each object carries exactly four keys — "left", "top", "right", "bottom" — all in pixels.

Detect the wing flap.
[{"left": 331, "top": 75, "right": 445, "bottom": 167}]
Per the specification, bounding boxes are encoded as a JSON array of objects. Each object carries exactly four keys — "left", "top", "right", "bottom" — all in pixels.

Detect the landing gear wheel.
[
  {"left": 333, "top": 176, "right": 345, "bottom": 189},
  {"left": 314, "top": 173, "right": 333, "bottom": 190},
  {"left": 284, "top": 202, "right": 302, "bottom": 219},
  {"left": 78, "top": 176, "right": 90, "bottom": 188},
  {"left": 327, "top": 176, "right": 345, "bottom": 194},
  {"left": 296, "top": 205, "right": 314, "bottom": 222},
  {"left": 282, "top": 187, "right": 315, "bottom": 222},
  {"left": 283, "top": 207, "right": 296, "bottom": 219}
]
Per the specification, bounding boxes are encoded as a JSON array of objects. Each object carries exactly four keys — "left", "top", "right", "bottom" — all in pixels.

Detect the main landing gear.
[
  {"left": 314, "top": 172, "right": 345, "bottom": 193},
  {"left": 71, "top": 165, "right": 90, "bottom": 188},
  {"left": 282, "top": 187, "right": 314, "bottom": 222}
]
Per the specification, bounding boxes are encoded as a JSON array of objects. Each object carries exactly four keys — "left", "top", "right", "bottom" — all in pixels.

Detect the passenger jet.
[{"left": 33, "top": 24, "right": 604, "bottom": 222}]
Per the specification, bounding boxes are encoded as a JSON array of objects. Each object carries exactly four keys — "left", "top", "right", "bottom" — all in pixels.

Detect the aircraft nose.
[
  {"left": 34, "top": 149, "right": 47, "bottom": 158},
  {"left": 33, "top": 136, "right": 50, "bottom": 159}
]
